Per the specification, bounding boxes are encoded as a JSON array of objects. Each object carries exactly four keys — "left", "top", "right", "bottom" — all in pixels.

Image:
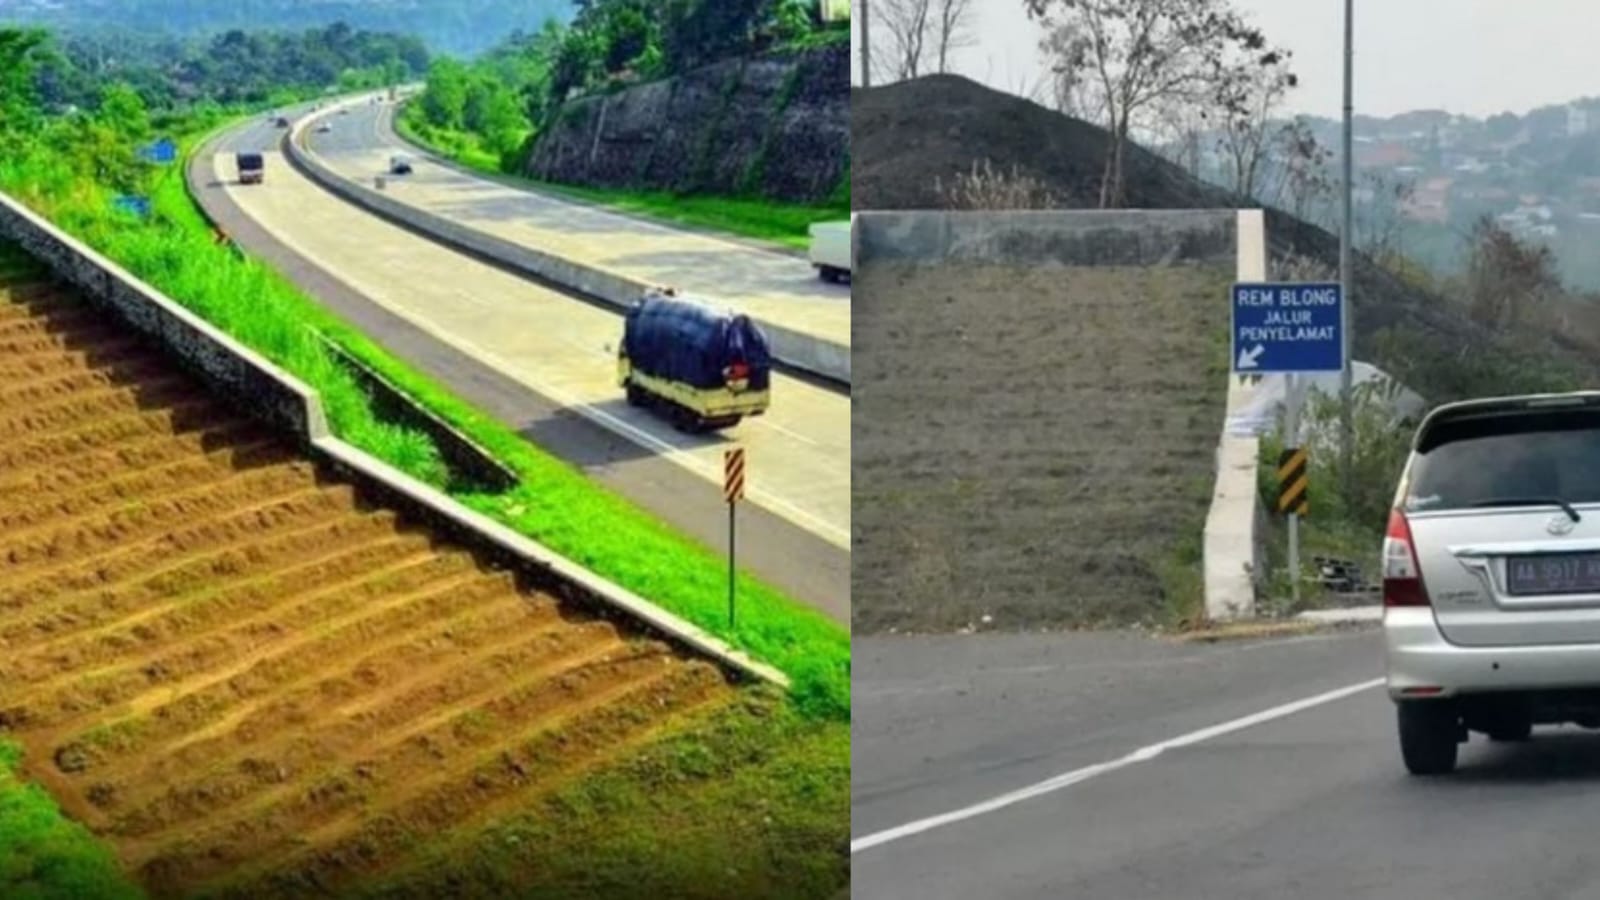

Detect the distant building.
[{"left": 1570, "top": 104, "right": 1591, "bottom": 137}]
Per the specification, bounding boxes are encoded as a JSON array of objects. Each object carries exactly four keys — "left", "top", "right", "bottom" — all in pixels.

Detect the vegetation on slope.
[{"left": 0, "top": 742, "right": 143, "bottom": 900}]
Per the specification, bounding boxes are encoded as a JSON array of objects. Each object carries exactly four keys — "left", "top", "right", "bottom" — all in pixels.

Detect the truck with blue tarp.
[{"left": 618, "top": 293, "right": 772, "bottom": 432}]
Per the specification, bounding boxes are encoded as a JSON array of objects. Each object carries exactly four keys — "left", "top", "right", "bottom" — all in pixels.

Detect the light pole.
[{"left": 1339, "top": 0, "right": 1354, "bottom": 502}]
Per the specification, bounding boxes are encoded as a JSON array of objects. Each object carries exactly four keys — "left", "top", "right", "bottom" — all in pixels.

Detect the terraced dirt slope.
[
  {"left": 0, "top": 268, "right": 734, "bottom": 898},
  {"left": 853, "top": 263, "right": 1232, "bottom": 633}
]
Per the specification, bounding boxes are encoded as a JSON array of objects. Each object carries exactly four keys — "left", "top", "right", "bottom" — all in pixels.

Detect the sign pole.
[
  {"left": 723, "top": 448, "right": 746, "bottom": 630},
  {"left": 1284, "top": 374, "right": 1302, "bottom": 607}
]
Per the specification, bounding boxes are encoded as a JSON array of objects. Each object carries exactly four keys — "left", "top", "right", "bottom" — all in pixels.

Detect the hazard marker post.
[{"left": 724, "top": 448, "right": 745, "bottom": 628}]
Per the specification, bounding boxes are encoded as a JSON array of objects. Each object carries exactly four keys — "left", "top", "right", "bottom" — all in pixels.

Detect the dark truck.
[
  {"left": 236, "top": 152, "right": 264, "bottom": 185},
  {"left": 618, "top": 294, "right": 771, "bottom": 432}
]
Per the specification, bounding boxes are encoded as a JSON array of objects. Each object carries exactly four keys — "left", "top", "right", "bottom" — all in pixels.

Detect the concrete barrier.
[
  {"left": 287, "top": 98, "right": 851, "bottom": 385},
  {"left": 0, "top": 185, "right": 787, "bottom": 689},
  {"left": 1202, "top": 210, "right": 1270, "bottom": 621}
]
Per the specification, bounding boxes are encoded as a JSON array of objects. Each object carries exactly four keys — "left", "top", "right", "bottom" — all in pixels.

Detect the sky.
[{"left": 853, "top": 0, "right": 1600, "bottom": 120}]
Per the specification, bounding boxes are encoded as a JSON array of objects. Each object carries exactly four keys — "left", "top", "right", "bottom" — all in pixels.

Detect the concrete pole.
[
  {"left": 1339, "top": 0, "right": 1355, "bottom": 503},
  {"left": 860, "top": 0, "right": 873, "bottom": 88}
]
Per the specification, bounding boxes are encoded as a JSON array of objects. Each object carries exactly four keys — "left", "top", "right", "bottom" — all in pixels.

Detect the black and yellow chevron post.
[{"left": 1277, "top": 447, "right": 1310, "bottom": 517}]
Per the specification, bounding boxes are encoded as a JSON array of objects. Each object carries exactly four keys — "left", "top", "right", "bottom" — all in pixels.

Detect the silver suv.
[{"left": 1385, "top": 391, "right": 1600, "bottom": 775}]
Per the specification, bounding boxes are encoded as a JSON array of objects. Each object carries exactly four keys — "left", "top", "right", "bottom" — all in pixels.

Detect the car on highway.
[
  {"left": 1385, "top": 391, "right": 1600, "bottom": 775},
  {"left": 618, "top": 292, "right": 771, "bottom": 432},
  {"left": 316, "top": 123, "right": 332, "bottom": 134},
  {"left": 389, "top": 154, "right": 414, "bottom": 175},
  {"left": 273, "top": 116, "right": 289, "bottom": 128}
]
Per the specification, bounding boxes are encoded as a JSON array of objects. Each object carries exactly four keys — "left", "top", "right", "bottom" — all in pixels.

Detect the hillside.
[
  {"left": 526, "top": 43, "right": 849, "bottom": 204},
  {"left": 0, "top": 0, "right": 566, "bottom": 56},
  {"left": 854, "top": 74, "right": 1600, "bottom": 403}
]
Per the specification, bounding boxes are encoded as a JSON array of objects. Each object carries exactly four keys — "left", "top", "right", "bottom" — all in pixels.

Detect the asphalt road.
[
  {"left": 854, "top": 627, "right": 1600, "bottom": 899},
  {"left": 190, "top": 103, "right": 848, "bottom": 625},
  {"left": 307, "top": 100, "right": 850, "bottom": 350}
]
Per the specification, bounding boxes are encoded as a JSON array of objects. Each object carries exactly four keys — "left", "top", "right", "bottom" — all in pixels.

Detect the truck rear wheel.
[{"left": 624, "top": 382, "right": 646, "bottom": 408}]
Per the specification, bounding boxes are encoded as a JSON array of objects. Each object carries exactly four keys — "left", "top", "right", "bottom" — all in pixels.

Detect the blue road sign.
[
  {"left": 139, "top": 137, "right": 177, "bottom": 164},
  {"left": 1231, "top": 282, "right": 1344, "bottom": 374}
]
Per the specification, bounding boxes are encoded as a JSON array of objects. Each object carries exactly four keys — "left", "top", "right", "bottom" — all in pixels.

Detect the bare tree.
[
  {"left": 1149, "top": 96, "right": 1209, "bottom": 179},
  {"left": 1356, "top": 170, "right": 1417, "bottom": 263},
  {"left": 1276, "top": 118, "right": 1334, "bottom": 225},
  {"left": 1025, "top": 0, "right": 1290, "bottom": 209},
  {"left": 879, "top": 0, "right": 932, "bottom": 81},
  {"left": 1214, "top": 50, "right": 1296, "bottom": 199},
  {"left": 1038, "top": 21, "right": 1094, "bottom": 119},
  {"left": 933, "top": 0, "right": 977, "bottom": 73},
  {"left": 1466, "top": 216, "right": 1562, "bottom": 330}
]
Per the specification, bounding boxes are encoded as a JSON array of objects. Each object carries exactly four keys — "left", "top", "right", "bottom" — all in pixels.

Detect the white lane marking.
[{"left": 850, "top": 676, "right": 1385, "bottom": 855}]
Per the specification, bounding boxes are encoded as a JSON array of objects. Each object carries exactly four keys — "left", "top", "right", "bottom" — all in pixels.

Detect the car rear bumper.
[{"left": 1386, "top": 606, "right": 1600, "bottom": 699}]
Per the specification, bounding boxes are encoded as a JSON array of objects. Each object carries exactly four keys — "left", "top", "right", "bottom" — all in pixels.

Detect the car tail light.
[
  {"left": 1383, "top": 508, "right": 1430, "bottom": 607},
  {"left": 725, "top": 361, "right": 750, "bottom": 382}
]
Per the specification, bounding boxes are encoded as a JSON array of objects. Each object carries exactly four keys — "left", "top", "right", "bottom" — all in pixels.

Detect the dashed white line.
[{"left": 850, "top": 676, "right": 1385, "bottom": 854}]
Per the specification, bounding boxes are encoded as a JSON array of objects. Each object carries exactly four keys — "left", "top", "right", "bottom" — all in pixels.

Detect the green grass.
[
  {"left": 0, "top": 742, "right": 143, "bottom": 900},
  {"left": 354, "top": 689, "right": 848, "bottom": 900},
  {"left": 395, "top": 106, "right": 847, "bottom": 251}
]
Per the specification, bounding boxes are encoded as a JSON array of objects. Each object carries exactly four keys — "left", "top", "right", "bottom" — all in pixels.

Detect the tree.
[
  {"left": 1275, "top": 117, "right": 1333, "bottom": 224},
  {"left": 1465, "top": 216, "right": 1562, "bottom": 331},
  {"left": 932, "top": 0, "right": 975, "bottom": 73},
  {"left": 421, "top": 58, "right": 470, "bottom": 129},
  {"left": 0, "top": 29, "right": 48, "bottom": 152},
  {"left": 1213, "top": 48, "right": 1295, "bottom": 199},
  {"left": 877, "top": 0, "right": 930, "bottom": 80},
  {"left": 1026, "top": 0, "right": 1290, "bottom": 208}
]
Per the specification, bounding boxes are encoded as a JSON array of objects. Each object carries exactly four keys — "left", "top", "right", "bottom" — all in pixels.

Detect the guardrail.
[
  {"left": 0, "top": 185, "right": 787, "bottom": 689},
  {"left": 286, "top": 96, "right": 851, "bottom": 386}
]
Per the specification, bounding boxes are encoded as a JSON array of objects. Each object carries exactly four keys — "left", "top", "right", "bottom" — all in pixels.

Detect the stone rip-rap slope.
[{"left": 0, "top": 267, "right": 734, "bottom": 898}]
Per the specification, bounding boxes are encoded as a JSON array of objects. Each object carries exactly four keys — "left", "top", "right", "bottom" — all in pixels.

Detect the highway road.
[
  {"left": 190, "top": 104, "right": 848, "bottom": 624},
  {"left": 308, "top": 99, "right": 849, "bottom": 351},
  {"left": 854, "top": 627, "right": 1600, "bottom": 899}
]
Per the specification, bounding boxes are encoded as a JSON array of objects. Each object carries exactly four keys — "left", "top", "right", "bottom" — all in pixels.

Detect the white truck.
[{"left": 808, "top": 219, "right": 851, "bottom": 284}]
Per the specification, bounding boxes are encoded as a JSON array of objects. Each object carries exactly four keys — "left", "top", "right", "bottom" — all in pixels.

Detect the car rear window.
[{"left": 1407, "top": 408, "right": 1600, "bottom": 512}]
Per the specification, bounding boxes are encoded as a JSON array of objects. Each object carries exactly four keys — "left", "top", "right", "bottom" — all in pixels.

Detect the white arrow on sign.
[{"left": 1236, "top": 344, "right": 1266, "bottom": 370}]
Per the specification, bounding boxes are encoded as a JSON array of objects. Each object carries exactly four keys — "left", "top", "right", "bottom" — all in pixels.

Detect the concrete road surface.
[
  {"left": 307, "top": 100, "right": 850, "bottom": 350},
  {"left": 855, "top": 628, "right": 1600, "bottom": 899},
  {"left": 192, "top": 108, "right": 848, "bottom": 623}
]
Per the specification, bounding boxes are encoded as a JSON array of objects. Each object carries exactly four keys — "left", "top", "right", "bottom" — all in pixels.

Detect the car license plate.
[{"left": 1506, "top": 553, "right": 1600, "bottom": 596}]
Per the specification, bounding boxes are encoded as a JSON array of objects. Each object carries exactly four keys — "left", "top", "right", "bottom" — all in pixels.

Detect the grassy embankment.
[
  {"left": 394, "top": 103, "right": 847, "bottom": 251},
  {"left": 0, "top": 108, "right": 847, "bottom": 895}
]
